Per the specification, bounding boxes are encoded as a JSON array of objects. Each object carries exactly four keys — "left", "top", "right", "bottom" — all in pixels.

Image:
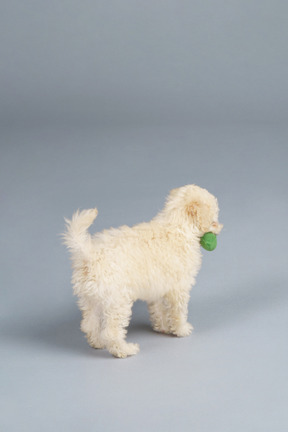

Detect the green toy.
[{"left": 200, "top": 232, "right": 217, "bottom": 251}]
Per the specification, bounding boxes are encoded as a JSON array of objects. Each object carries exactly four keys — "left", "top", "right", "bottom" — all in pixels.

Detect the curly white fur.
[{"left": 63, "top": 185, "right": 223, "bottom": 358}]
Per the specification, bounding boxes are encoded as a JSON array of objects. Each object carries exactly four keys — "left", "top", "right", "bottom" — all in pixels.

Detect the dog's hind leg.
[
  {"left": 100, "top": 298, "right": 139, "bottom": 358},
  {"left": 79, "top": 298, "right": 104, "bottom": 349}
]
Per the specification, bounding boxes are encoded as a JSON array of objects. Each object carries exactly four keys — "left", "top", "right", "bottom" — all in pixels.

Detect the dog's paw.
[
  {"left": 152, "top": 325, "right": 171, "bottom": 335},
  {"left": 86, "top": 334, "right": 105, "bottom": 349},
  {"left": 88, "top": 339, "right": 105, "bottom": 349},
  {"left": 174, "top": 322, "right": 194, "bottom": 337},
  {"left": 109, "top": 342, "right": 140, "bottom": 359}
]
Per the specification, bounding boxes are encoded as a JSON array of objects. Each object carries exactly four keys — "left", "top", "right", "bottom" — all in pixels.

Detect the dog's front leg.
[
  {"left": 149, "top": 289, "right": 193, "bottom": 337},
  {"left": 148, "top": 298, "right": 170, "bottom": 334},
  {"left": 163, "top": 289, "right": 193, "bottom": 337}
]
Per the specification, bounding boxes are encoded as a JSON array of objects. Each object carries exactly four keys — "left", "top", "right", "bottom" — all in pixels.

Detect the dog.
[{"left": 63, "top": 185, "right": 223, "bottom": 358}]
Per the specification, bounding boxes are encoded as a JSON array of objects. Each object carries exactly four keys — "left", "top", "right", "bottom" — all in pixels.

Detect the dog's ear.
[
  {"left": 186, "top": 201, "right": 211, "bottom": 231},
  {"left": 186, "top": 201, "right": 201, "bottom": 220}
]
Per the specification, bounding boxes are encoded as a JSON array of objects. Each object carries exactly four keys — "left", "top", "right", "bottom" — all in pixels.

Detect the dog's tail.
[{"left": 62, "top": 208, "right": 98, "bottom": 259}]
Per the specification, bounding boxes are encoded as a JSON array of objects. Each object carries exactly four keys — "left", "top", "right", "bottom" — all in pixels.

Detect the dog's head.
[{"left": 163, "top": 185, "right": 223, "bottom": 235}]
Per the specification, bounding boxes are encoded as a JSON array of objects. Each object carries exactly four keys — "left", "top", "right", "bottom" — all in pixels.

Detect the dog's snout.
[{"left": 211, "top": 222, "right": 223, "bottom": 234}]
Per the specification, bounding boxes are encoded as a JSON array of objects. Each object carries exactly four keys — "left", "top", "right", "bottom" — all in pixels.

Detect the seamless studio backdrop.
[{"left": 1, "top": 2, "right": 288, "bottom": 432}]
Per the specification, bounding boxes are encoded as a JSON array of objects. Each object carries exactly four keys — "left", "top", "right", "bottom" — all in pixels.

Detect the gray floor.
[{"left": 1, "top": 124, "right": 288, "bottom": 431}]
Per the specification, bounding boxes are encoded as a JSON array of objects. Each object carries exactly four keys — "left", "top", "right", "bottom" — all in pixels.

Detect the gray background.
[{"left": 1, "top": 1, "right": 288, "bottom": 431}]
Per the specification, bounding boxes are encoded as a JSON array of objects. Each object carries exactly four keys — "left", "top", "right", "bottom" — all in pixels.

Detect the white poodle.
[{"left": 63, "top": 185, "right": 223, "bottom": 358}]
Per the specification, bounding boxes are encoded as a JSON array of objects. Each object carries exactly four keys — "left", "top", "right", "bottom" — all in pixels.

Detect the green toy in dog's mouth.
[{"left": 200, "top": 232, "right": 217, "bottom": 251}]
